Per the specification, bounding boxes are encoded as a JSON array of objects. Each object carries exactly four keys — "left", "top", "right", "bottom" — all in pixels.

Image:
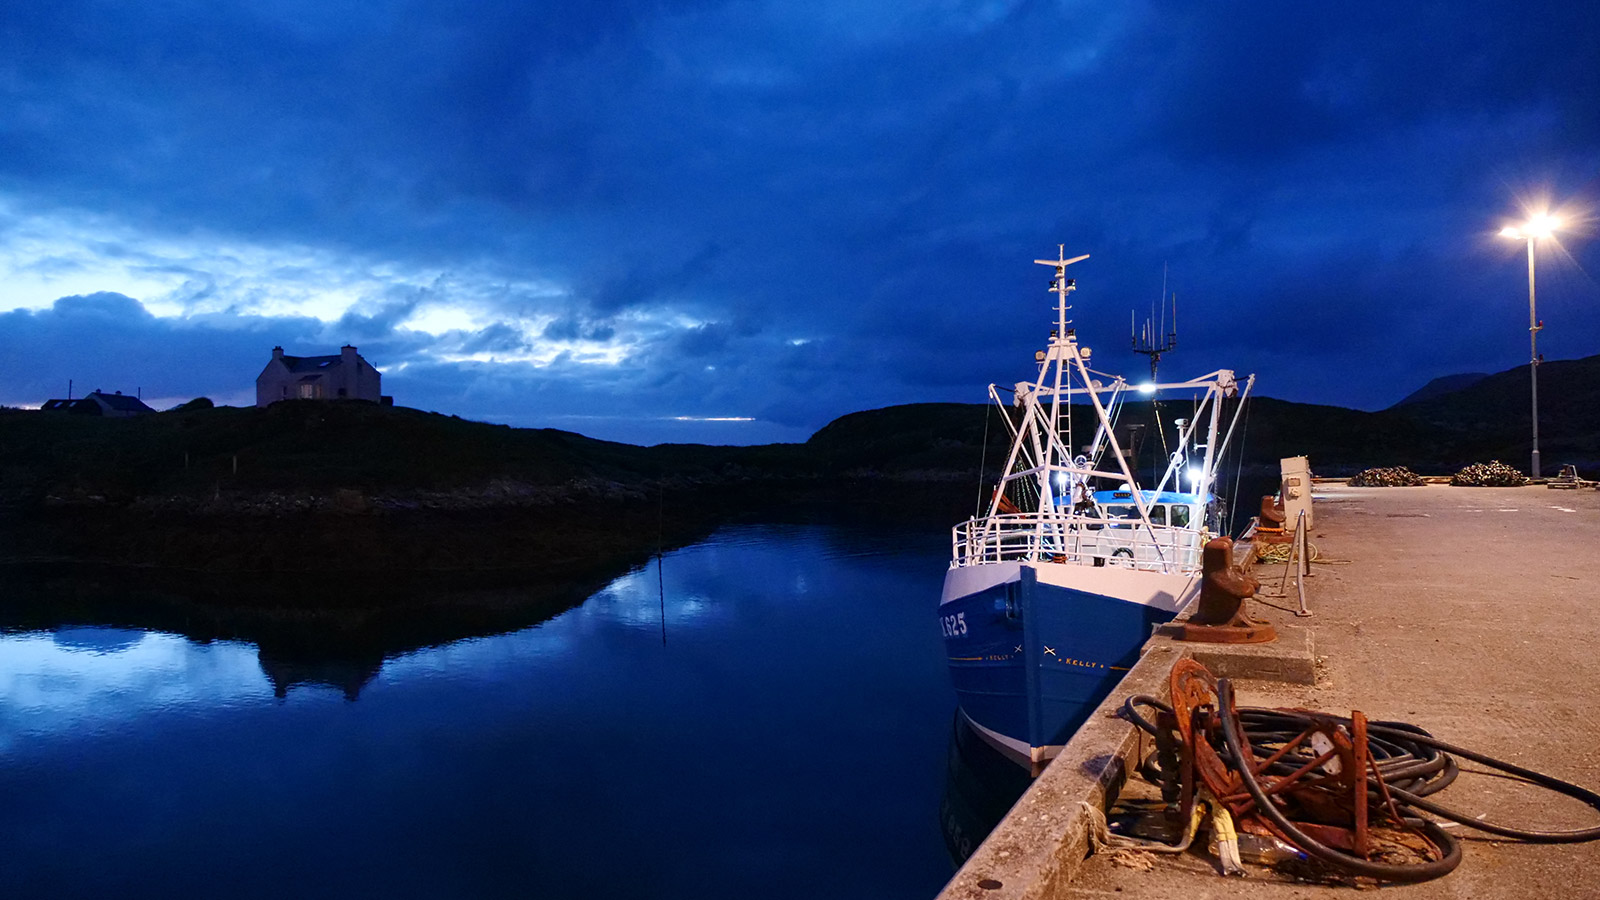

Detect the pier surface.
[{"left": 942, "top": 484, "right": 1600, "bottom": 899}]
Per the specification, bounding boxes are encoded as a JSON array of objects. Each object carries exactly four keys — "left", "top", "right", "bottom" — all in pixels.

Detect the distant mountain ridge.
[
  {"left": 3, "top": 353, "right": 1597, "bottom": 512},
  {"left": 1390, "top": 372, "right": 1490, "bottom": 407},
  {"left": 807, "top": 352, "right": 1600, "bottom": 477}
]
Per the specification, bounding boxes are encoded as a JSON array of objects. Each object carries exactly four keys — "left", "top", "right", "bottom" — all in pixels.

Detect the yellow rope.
[{"left": 1255, "top": 540, "right": 1320, "bottom": 564}]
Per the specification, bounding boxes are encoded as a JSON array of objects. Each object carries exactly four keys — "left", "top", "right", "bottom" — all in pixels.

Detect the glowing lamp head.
[
  {"left": 1527, "top": 214, "right": 1561, "bottom": 239},
  {"left": 1502, "top": 214, "right": 1563, "bottom": 241},
  {"left": 1186, "top": 465, "right": 1201, "bottom": 485},
  {"left": 1137, "top": 382, "right": 1156, "bottom": 394}
]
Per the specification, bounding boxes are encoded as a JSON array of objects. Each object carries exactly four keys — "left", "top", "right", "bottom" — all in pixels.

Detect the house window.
[
  {"left": 299, "top": 383, "right": 319, "bottom": 399},
  {"left": 337, "top": 388, "right": 347, "bottom": 397}
]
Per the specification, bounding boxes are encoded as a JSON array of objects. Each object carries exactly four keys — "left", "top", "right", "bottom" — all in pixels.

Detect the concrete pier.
[{"left": 938, "top": 484, "right": 1600, "bottom": 898}]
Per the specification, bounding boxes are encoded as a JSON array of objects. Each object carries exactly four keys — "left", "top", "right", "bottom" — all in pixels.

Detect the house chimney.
[
  {"left": 272, "top": 346, "right": 284, "bottom": 360},
  {"left": 341, "top": 345, "right": 358, "bottom": 362}
]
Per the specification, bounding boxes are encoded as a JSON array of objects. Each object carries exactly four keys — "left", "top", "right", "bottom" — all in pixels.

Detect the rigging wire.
[{"left": 1225, "top": 394, "right": 1252, "bottom": 537}]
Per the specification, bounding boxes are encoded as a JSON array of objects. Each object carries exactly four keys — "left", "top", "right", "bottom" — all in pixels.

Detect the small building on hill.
[
  {"left": 40, "top": 390, "right": 155, "bottom": 417},
  {"left": 256, "top": 345, "right": 383, "bottom": 407}
]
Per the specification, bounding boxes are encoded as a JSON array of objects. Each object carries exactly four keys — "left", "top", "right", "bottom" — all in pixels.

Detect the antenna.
[
  {"left": 1132, "top": 268, "right": 1180, "bottom": 482},
  {"left": 1131, "top": 266, "right": 1178, "bottom": 382}
]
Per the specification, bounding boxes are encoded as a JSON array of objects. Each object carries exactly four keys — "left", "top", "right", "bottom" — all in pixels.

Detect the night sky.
[{"left": 3, "top": 2, "right": 1597, "bottom": 444}]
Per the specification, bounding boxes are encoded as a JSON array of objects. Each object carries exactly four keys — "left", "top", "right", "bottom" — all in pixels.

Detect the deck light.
[{"left": 1138, "top": 382, "right": 1156, "bottom": 394}]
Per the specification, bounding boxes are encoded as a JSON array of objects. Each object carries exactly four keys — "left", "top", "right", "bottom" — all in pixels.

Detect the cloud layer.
[{"left": 2, "top": 1, "right": 1597, "bottom": 442}]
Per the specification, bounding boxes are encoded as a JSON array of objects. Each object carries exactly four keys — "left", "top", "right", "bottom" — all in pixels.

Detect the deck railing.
[{"left": 951, "top": 513, "right": 1202, "bottom": 574}]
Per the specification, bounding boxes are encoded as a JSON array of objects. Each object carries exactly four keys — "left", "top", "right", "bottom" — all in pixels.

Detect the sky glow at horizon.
[{"left": 1, "top": 1, "right": 1597, "bottom": 445}]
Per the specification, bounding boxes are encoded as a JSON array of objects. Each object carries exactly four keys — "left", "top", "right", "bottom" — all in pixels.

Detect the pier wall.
[{"left": 937, "top": 484, "right": 1600, "bottom": 899}]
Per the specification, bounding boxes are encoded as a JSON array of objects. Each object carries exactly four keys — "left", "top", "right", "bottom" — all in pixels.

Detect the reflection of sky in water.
[
  {"left": 0, "top": 524, "right": 956, "bottom": 899},
  {"left": 1, "top": 526, "right": 936, "bottom": 730},
  {"left": 0, "top": 630, "right": 270, "bottom": 752}
]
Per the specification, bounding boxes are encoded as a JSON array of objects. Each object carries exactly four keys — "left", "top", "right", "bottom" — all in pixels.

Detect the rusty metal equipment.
[
  {"left": 1253, "top": 494, "right": 1292, "bottom": 545},
  {"left": 1173, "top": 537, "right": 1276, "bottom": 644},
  {"left": 1115, "top": 660, "right": 1600, "bottom": 884},
  {"left": 1549, "top": 464, "right": 1597, "bottom": 490}
]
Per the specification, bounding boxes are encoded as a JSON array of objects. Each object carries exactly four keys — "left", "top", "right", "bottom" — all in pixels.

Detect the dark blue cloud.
[
  {"left": 1, "top": 1, "right": 1597, "bottom": 441},
  {"left": 0, "top": 294, "right": 316, "bottom": 404}
]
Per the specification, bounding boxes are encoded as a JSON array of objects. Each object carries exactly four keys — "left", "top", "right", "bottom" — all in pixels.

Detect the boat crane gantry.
[{"left": 975, "top": 247, "right": 1254, "bottom": 571}]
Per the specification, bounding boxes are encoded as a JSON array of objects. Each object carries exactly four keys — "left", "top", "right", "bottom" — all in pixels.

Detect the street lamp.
[{"left": 1499, "top": 214, "right": 1562, "bottom": 478}]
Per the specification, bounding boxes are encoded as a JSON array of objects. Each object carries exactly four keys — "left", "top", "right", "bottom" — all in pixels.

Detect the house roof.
[
  {"left": 280, "top": 354, "right": 345, "bottom": 373},
  {"left": 86, "top": 391, "right": 155, "bottom": 412}
]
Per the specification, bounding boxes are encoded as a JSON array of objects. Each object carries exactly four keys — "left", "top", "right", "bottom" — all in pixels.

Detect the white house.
[{"left": 255, "top": 345, "right": 383, "bottom": 407}]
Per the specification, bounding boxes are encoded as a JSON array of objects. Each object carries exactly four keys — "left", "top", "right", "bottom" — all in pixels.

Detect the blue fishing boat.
[{"left": 941, "top": 248, "right": 1252, "bottom": 773}]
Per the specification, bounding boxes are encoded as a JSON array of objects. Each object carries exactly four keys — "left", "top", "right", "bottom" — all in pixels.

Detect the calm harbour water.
[{"left": 0, "top": 524, "right": 970, "bottom": 899}]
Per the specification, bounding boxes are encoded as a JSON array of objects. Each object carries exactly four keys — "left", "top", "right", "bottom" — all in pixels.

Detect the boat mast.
[
  {"left": 1036, "top": 247, "right": 1089, "bottom": 509},
  {"left": 1032, "top": 249, "right": 1158, "bottom": 536}
]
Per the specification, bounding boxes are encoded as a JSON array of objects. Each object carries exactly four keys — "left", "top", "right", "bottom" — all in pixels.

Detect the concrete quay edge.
[{"left": 935, "top": 601, "right": 1315, "bottom": 900}]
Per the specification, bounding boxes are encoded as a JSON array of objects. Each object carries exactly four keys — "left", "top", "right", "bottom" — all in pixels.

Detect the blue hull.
[{"left": 941, "top": 564, "right": 1177, "bottom": 770}]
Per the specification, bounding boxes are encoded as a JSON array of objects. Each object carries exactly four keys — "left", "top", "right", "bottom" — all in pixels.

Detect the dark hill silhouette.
[
  {"left": 1386, "top": 354, "right": 1600, "bottom": 469},
  {"left": 1390, "top": 372, "right": 1490, "bottom": 407},
  {"left": 804, "top": 353, "right": 1600, "bottom": 477},
  {"left": 4, "top": 358, "right": 1598, "bottom": 592}
]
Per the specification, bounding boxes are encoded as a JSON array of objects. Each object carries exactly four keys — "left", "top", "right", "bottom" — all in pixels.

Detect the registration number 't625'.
[{"left": 941, "top": 612, "right": 967, "bottom": 638}]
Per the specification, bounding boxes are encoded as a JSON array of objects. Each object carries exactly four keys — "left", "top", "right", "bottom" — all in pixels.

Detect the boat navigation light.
[
  {"left": 1186, "top": 465, "right": 1201, "bottom": 485},
  {"left": 1138, "top": 382, "right": 1156, "bottom": 394}
]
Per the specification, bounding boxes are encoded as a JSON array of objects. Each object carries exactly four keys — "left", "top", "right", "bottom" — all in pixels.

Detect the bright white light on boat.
[
  {"left": 1138, "top": 383, "right": 1156, "bottom": 394},
  {"left": 1052, "top": 472, "right": 1069, "bottom": 491},
  {"left": 1186, "top": 466, "right": 1201, "bottom": 484}
]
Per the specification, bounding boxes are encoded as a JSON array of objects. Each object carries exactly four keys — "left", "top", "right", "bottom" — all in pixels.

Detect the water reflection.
[
  {"left": 0, "top": 524, "right": 958, "bottom": 899},
  {"left": 0, "top": 631, "right": 267, "bottom": 752},
  {"left": 51, "top": 625, "right": 146, "bottom": 654},
  {"left": 257, "top": 650, "right": 382, "bottom": 700},
  {"left": 939, "top": 714, "right": 1032, "bottom": 866}
]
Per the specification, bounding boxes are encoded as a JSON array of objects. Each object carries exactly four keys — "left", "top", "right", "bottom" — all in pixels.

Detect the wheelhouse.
[{"left": 1092, "top": 489, "right": 1206, "bottom": 530}]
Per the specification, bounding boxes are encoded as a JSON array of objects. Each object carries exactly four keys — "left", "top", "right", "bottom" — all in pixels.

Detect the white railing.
[{"left": 951, "top": 513, "right": 1203, "bottom": 574}]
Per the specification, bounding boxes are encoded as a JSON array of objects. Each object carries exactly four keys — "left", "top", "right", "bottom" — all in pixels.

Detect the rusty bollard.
[
  {"left": 1255, "top": 494, "right": 1292, "bottom": 544},
  {"left": 1175, "top": 536, "right": 1277, "bottom": 644}
]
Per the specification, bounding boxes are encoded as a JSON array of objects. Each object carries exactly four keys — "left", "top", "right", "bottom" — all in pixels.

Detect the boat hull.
[{"left": 940, "top": 560, "right": 1194, "bottom": 770}]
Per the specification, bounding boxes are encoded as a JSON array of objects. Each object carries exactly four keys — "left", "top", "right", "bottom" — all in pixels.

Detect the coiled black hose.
[
  {"left": 1116, "top": 686, "right": 1600, "bottom": 882},
  {"left": 1216, "top": 680, "right": 1463, "bottom": 882},
  {"left": 1230, "top": 702, "right": 1600, "bottom": 843}
]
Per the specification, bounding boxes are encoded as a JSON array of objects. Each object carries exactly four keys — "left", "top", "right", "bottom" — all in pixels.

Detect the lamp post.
[{"left": 1499, "top": 214, "right": 1560, "bottom": 478}]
